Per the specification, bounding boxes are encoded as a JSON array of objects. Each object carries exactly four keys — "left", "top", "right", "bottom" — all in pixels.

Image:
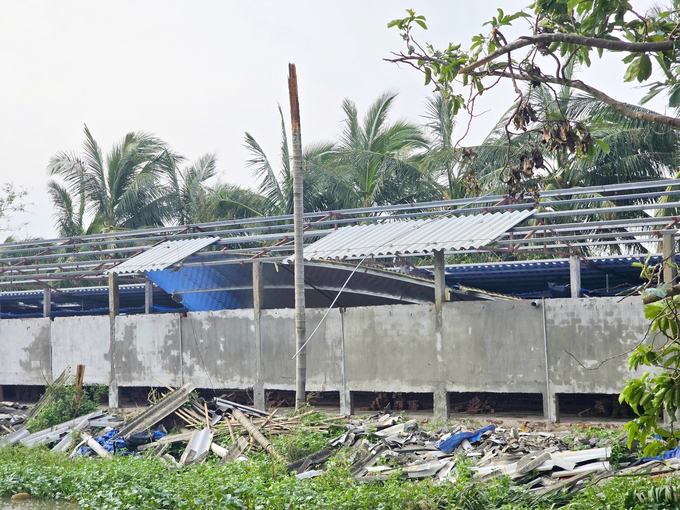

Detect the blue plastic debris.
[
  {"left": 437, "top": 424, "right": 496, "bottom": 453},
  {"left": 644, "top": 445, "right": 680, "bottom": 462},
  {"left": 76, "top": 429, "right": 165, "bottom": 457}
]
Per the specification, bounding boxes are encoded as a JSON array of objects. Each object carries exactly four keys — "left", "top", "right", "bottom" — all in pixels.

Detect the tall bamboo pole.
[{"left": 288, "top": 63, "right": 306, "bottom": 409}]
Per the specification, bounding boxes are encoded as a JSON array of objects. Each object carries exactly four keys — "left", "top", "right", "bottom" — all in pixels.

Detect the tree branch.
[
  {"left": 477, "top": 70, "right": 680, "bottom": 129},
  {"left": 459, "top": 33, "right": 675, "bottom": 74}
]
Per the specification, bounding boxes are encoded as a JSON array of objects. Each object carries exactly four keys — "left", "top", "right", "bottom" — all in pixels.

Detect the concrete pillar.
[
  {"left": 144, "top": 279, "right": 154, "bottom": 314},
  {"left": 0, "top": 385, "right": 4, "bottom": 402},
  {"left": 252, "top": 262, "right": 266, "bottom": 411},
  {"left": 339, "top": 308, "right": 353, "bottom": 415},
  {"left": 433, "top": 249, "right": 450, "bottom": 422},
  {"left": 434, "top": 249, "right": 446, "bottom": 308},
  {"left": 543, "top": 390, "right": 560, "bottom": 423},
  {"left": 569, "top": 255, "right": 581, "bottom": 298},
  {"left": 43, "top": 287, "right": 51, "bottom": 318},
  {"left": 663, "top": 233, "right": 677, "bottom": 284},
  {"left": 108, "top": 273, "right": 120, "bottom": 408}
]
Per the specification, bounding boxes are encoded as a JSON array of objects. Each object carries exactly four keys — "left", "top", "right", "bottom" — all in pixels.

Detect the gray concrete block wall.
[
  {"left": 51, "top": 316, "right": 109, "bottom": 384},
  {"left": 0, "top": 318, "right": 51, "bottom": 385},
  {"left": 116, "top": 314, "right": 182, "bottom": 387},
  {"left": 545, "top": 297, "right": 654, "bottom": 395},
  {"left": 441, "top": 300, "right": 546, "bottom": 394},
  {"left": 0, "top": 297, "right": 660, "bottom": 420},
  {"left": 181, "top": 309, "right": 257, "bottom": 389},
  {"left": 261, "top": 308, "right": 344, "bottom": 392},
  {"left": 343, "top": 304, "right": 438, "bottom": 393}
]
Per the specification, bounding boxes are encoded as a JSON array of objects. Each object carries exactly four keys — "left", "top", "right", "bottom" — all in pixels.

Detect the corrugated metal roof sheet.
[
  {"left": 299, "top": 210, "right": 535, "bottom": 260},
  {"left": 106, "top": 238, "right": 219, "bottom": 274}
]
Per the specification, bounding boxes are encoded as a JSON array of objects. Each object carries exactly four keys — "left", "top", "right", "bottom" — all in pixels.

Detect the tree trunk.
[{"left": 288, "top": 63, "right": 306, "bottom": 409}]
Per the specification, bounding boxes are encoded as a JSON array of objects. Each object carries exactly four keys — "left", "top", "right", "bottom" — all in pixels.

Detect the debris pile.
[
  {"left": 2, "top": 376, "right": 678, "bottom": 499},
  {"left": 287, "top": 412, "right": 672, "bottom": 498},
  {"left": 0, "top": 402, "right": 28, "bottom": 432}
]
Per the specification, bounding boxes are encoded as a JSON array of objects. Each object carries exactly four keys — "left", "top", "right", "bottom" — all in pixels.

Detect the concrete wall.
[
  {"left": 545, "top": 297, "right": 653, "bottom": 395},
  {"left": 116, "top": 314, "right": 182, "bottom": 387},
  {"left": 261, "top": 308, "right": 344, "bottom": 392},
  {"left": 51, "top": 316, "right": 109, "bottom": 384},
  {"left": 181, "top": 309, "right": 257, "bottom": 389},
  {"left": 344, "top": 304, "right": 438, "bottom": 393},
  {"left": 0, "top": 318, "right": 51, "bottom": 385},
  {"left": 442, "top": 300, "right": 546, "bottom": 394},
  {"left": 0, "top": 297, "right": 656, "bottom": 420}
]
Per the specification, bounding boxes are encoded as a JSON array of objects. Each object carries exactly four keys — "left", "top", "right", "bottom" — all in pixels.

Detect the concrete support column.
[
  {"left": 569, "top": 255, "right": 581, "bottom": 298},
  {"left": 339, "top": 308, "right": 353, "bottom": 415},
  {"left": 0, "top": 385, "right": 4, "bottom": 402},
  {"left": 108, "top": 273, "right": 120, "bottom": 408},
  {"left": 43, "top": 287, "right": 51, "bottom": 318},
  {"left": 543, "top": 390, "right": 559, "bottom": 423},
  {"left": 663, "top": 233, "right": 677, "bottom": 284},
  {"left": 252, "top": 262, "right": 266, "bottom": 410},
  {"left": 541, "top": 298, "right": 559, "bottom": 422},
  {"left": 144, "top": 279, "right": 154, "bottom": 314},
  {"left": 433, "top": 249, "right": 450, "bottom": 422}
]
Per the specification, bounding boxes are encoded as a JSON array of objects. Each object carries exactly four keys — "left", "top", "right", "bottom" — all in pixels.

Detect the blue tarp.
[
  {"left": 644, "top": 445, "right": 680, "bottom": 462},
  {"left": 76, "top": 429, "right": 165, "bottom": 456},
  {"left": 437, "top": 424, "right": 496, "bottom": 453}
]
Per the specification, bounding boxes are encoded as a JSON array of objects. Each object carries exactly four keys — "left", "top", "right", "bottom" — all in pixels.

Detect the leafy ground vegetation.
[
  {"left": 25, "top": 382, "right": 107, "bottom": 434},
  {"left": 1, "top": 416, "right": 680, "bottom": 510}
]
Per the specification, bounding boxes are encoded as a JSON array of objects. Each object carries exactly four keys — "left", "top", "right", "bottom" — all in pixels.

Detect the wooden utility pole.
[{"left": 288, "top": 63, "right": 306, "bottom": 409}]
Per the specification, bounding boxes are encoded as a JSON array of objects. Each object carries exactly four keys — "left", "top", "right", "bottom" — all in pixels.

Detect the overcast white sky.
[{"left": 0, "top": 0, "right": 663, "bottom": 239}]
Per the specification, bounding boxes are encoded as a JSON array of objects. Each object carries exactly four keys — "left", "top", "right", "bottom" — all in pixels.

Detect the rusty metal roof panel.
[
  {"left": 300, "top": 210, "right": 535, "bottom": 260},
  {"left": 105, "top": 238, "right": 219, "bottom": 274}
]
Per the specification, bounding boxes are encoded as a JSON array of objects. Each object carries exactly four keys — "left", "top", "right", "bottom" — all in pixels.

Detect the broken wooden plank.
[
  {"left": 80, "top": 431, "right": 112, "bottom": 458},
  {"left": 231, "top": 408, "right": 284, "bottom": 461}
]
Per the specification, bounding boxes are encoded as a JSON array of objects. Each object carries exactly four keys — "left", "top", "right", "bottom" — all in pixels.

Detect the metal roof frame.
[{"left": 0, "top": 178, "right": 679, "bottom": 288}]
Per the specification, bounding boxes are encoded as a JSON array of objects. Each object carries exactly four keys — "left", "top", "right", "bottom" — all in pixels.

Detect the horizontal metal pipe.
[{"left": 1, "top": 178, "right": 679, "bottom": 252}]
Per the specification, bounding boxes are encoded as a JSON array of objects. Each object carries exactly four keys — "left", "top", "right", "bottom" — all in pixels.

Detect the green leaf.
[
  {"left": 669, "top": 87, "right": 680, "bottom": 107},
  {"left": 638, "top": 54, "right": 652, "bottom": 82},
  {"left": 414, "top": 19, "right": 428, "bottom": 30},
  {"left": 567, "top": 0, "right": 585, "bottom": 12},
  {"left": 594, "top": 138, "right": 610, "bottom": 154},
  {"left": 623, "top": 58, "right": 640, "bottom": 82}
]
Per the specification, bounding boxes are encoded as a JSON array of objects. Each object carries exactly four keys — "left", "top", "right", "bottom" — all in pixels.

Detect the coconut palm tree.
[
  {"left": 421, "top": 92, "right": 465, "bottom": 199},
  {"left": 244, "top": 105, "right": 337, "bottom": 215},
  {"left": 199, "top": 182, "right": 271, "bottom": 222},
  {"left": 163, "top": 153, "right": 219, "bottom": 225},
  {"left": 47, "top": 125, "right": 179, "bottom": 234},
  {"left": 324, "top": 91, "right": 441, "bottom": 209},
  {"left": 462, "top": 68, "right": 679, "bottom": 195}
]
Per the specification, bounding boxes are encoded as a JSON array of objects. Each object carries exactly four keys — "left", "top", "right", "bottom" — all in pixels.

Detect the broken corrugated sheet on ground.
[
  {"left": 2, "top": 385, "right": 677, "bottom": 500},
  {"left": 0, "top": 402, "right": 29, "bottom": 432}
]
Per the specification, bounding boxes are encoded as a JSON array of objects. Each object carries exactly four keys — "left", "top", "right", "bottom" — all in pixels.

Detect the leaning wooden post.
[
  {"left": 75, "top": 364, "right": 85, "bottom": 406},
  {"left": 288, "top": 63, "right": 307, "bottom": 410},
  {"left": 108, "top": 272, "right": 120, "bottom": 408}
]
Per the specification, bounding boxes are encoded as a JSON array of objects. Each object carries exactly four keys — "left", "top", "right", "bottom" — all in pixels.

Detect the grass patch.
[
  {"left": 1, "top": 419, "right": 678, "bottom": 509},
  {"left": 26, "top": 382, "right": 108, "bottom": 433}
]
